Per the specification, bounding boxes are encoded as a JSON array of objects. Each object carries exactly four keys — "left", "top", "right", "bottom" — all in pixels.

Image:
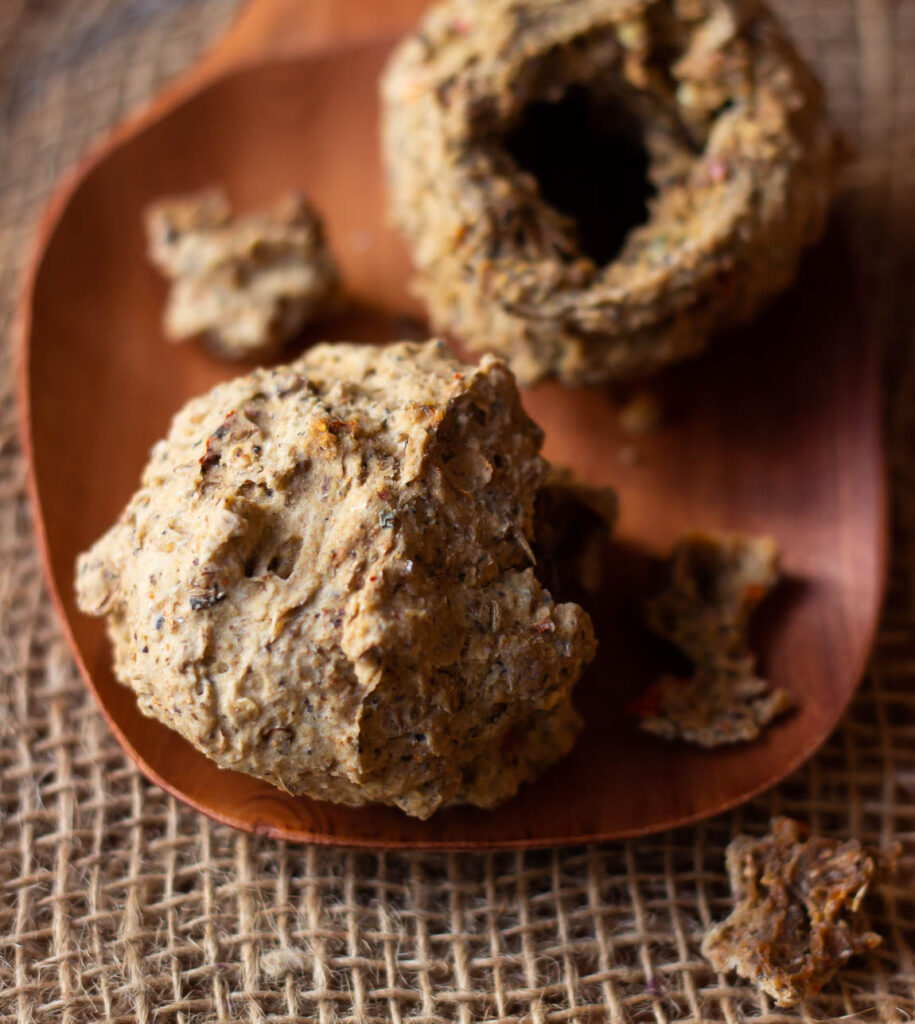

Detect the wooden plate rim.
[{"left": 16, "top": 46, "right": 890, "bottom": 850}]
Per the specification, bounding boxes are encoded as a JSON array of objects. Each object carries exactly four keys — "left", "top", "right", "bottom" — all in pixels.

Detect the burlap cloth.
[{"left": 1, "top": 1, "right": 914, "bottom": 1021}]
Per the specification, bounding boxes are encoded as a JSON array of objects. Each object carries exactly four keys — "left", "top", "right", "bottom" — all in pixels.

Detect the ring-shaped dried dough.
[{"left": 382, "top": 0, "right": 837, "bottom": 385}]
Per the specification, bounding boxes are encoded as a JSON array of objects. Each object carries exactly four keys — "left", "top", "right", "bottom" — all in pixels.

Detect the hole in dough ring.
[{"left": 382, "top": 0, "right": 837, "bottom": 386}]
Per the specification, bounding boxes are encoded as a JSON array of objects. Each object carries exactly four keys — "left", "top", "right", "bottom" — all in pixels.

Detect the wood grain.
[{"left": 17, "top": 4, "right": 886, "bottom": 848}]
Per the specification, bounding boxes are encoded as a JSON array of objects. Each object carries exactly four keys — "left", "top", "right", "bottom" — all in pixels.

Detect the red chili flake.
[
  {"left": 199, "top": 436, "right": 222, "bottom": 471},
  {"left": 199, "top": 410, "right": 237, "bottom": 470},
  {"left": 626, "top": 682, "right": 665, "bottom": 717},
  {"left": 534, "top": 619, "right": 555, "bottom": 634},
  {"left": 708, "top": 158, "right": 730, "bottom": 184},
  {"left": 326, "top": 418, "right": 358, "bottom": 436},
  {"left": 214, "top": 411, "right": 237, "bottom": 438}
]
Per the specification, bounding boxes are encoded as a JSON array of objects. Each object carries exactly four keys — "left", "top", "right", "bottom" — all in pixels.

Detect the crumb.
[
  {"left": 631, "top": 532, "right": 792, "bottom": 746},
  {"left": 702, "top": 817, "right": 883, "bottom": 1006},
  {"left": 628, "top": 670, "right": 793, "bottom": 747},
  {"left": 618, "top": 390, "right": 662, "bottom": 436},
  {"left": 617, "top": 444, "right": 642, "bottom": 466},
  {"left": 646, "top": 532, "right": 779, "bottom": 671},
  {"left": 145, "top": 188, "right": 341, "bottom": 359}
]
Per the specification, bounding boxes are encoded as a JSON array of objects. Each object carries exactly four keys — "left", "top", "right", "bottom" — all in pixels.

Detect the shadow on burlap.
[{"left": 1, "top": 2, "right": 914, "bottom": 1021}]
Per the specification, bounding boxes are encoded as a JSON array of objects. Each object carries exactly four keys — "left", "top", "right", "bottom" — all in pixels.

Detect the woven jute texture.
[{"left": 2, "top": 1, "right": 915, "bottom": 1021}]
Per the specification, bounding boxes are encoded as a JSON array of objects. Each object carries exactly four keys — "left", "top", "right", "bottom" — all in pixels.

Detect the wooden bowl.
[{"left": 18, "top": 2, "right": 886, "bottom": 848}]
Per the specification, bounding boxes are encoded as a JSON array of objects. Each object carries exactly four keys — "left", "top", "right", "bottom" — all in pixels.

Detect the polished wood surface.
[{"left": 18, "top": 1, "right": 886, "bottom": 848}]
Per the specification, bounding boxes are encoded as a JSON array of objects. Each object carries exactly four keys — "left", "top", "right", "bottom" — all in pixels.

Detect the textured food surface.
[
  {"left": 75, "top": 340, "right": 596, "bottom": 819},
  {"left": 4, "top": 0, "right": 915, "bottom": 1019},
  {"left": 632, "top": 532, "right": 792, "bottom": 746},
  {"left": 702, "top": 817, "right": 882, "bottom": 1006},
  {"left": 646, "top": 531, "right": 779, "bottom": 671},
  {"left": 382, "top": 0, "right": 836, "bottom": 385},
  {"left": 630, "top": 669, "right": 793, "bottom": 747},
  {"left": 145, "top": 188, "right": 340, "bottom": 359}
]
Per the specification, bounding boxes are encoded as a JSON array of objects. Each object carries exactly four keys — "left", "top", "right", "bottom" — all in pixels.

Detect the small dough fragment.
[
  {"left": 618, "top": 391, "right": 662, "bottom": 437},
  {"left": 632, "top": 532, "right": 792, "bottom": 746},
  {"left": 702, "top": 817, "right": 882, "bottom": 1007},
  {"left": 629, "top": 669, "right": 793, "bottom": 747},
  {"left": 145, "top": 188, "right": 340, "bottom": 359},
  {"left": 75, "top": 339, "right": 599, "bottom": 819},
  {"left": 646, "top": 532, "right": 778, "bottom": 669}
]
